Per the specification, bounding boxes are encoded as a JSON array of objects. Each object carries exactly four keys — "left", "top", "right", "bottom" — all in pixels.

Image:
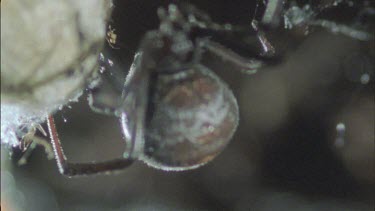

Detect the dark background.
[{"left": 1, "top": 0, "right": 374, "bottom": 210}]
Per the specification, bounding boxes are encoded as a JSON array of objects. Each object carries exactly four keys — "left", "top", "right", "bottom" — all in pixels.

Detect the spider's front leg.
[{"left": 46, "top": 115, "right": 134, "bottom": 177}]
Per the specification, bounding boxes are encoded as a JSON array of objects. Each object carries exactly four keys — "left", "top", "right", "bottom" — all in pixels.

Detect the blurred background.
[{"left": 1, "top": 0, "right": 374, "bottom": 210}]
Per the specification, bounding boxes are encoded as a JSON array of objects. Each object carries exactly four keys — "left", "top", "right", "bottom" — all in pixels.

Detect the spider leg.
[
  {"left": 17, "top": 123, "right": 53, "bottom": 165},
  {"left": 169, "top": 3, "right": 277, "bottom": 72},
  {"left": 47, "top": 115, "right": 134, "bottom": 177},
  {"left": 203, "top": 40, "right": 263, "bottom": 74},
  {"left": 18, "top": 135, "right": 54, "bottom": 166},
  {"left": 251, "top": 20, "right": 275, "bottom": 56},
  {"left": 119, "top": 52, "right": 150, "bottom": 159}
]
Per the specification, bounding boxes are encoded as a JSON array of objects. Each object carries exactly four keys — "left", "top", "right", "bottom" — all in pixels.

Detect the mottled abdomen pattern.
[{"left": 141, "top": 64, "right": 239, "bottom": 171}]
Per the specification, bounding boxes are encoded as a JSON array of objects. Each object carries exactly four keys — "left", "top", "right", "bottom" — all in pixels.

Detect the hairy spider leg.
[{"left": 47, "top": 115, "right": 134, "bottom": 177}]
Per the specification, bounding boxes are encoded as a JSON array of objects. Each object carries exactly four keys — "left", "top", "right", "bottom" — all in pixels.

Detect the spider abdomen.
[{"left": 141, "top": 64, "right": 239, "bottom": 171}]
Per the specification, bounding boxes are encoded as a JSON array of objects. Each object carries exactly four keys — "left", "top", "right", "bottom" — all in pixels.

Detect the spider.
[{"left": 46, "top": 3, "right": 276, "bottom": 176}]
